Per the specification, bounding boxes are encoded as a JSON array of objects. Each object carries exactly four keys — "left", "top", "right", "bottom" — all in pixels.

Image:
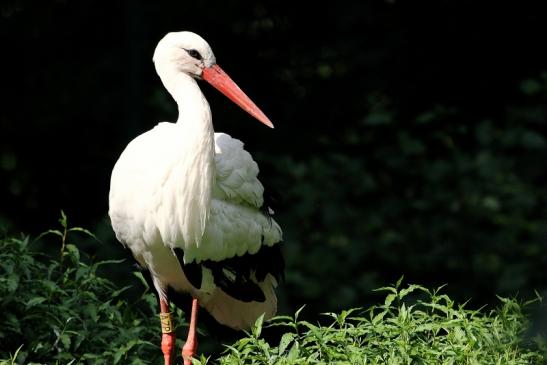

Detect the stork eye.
[{"left": 186, "top": 49, "right": 203, "bottom": 60}]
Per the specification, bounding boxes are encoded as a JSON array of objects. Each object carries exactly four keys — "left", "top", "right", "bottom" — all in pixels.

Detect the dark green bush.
[
  {"left": 0, "top": 216, "right": 161, "bottom": 365},
  {"left": 268, "top": 74, "right": 547, "bottom": 314}
]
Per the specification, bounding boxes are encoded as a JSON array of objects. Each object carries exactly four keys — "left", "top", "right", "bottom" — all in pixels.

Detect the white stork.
[{"left": 108, "top": 31, "right": 284, "bottom": 365}]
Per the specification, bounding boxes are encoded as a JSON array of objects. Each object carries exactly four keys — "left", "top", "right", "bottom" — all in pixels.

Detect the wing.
[
  {"left": 181, "top": 132, "right": 282, "bottom": 263},
  {"left": 213, "top": 133, "right": 264, "bottom": 208},
  {"left": 174, "top": 133, "right": 284, "bottom": 330}
]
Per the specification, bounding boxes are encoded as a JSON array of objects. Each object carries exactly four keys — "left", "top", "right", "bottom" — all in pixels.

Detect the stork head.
[
  {"left": 153, "top": 31, "right": 273, "bottom": 128},
  {"left": 153, "top": 31, "right": 216, "bottom": 78}
]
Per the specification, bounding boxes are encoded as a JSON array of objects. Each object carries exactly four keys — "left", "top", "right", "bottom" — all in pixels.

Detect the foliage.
[
  {"left": 211, "top": 282, "right": 544, "bottom": 365},
  {"left": 0, "top": 222, "right": 544, "bottom": 364},
  {"left": 0, "top": 216, "right": 162, "bottom": 365},
  {"left": 270, "top": 72, "right": 547, "bottom": 313}
]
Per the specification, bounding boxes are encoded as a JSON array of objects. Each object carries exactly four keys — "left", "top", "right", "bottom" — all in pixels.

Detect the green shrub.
[
  {"left": 0, "top": 218, "right": 544, "bottom": 364},
  {"left": 213, "top": 282, "right": 544, "bottom": 364},
  {"left": 0, "top": 215, "right": 161, "bottom": 365}
]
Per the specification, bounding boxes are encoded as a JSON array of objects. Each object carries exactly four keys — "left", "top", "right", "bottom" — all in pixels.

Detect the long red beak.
[{"left": 202, "top": 64, "right": 274, "bottom": 128}]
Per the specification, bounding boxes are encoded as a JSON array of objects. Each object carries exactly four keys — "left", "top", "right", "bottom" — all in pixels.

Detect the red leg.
[
  {"left": 159, "top": 297, "right": 176, "bottom": 365},
  {"left": 182, "top": 298, "right": 199, "bottom": 365}
]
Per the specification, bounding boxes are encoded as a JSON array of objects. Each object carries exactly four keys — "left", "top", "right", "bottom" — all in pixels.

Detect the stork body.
[{"left": 108, "top": 31, "right": 283, "bottom": 365}]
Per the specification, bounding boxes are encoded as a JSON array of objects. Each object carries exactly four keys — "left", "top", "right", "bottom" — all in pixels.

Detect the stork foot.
[
  {"left": 182, "top": 298, "right": 199, "bottom": 365},
  {"left": 182, "top": 338, "right": 198, "bottom": 365}
]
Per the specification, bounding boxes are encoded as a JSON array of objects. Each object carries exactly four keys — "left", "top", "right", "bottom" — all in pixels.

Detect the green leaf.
[
  {"left": 372, "top": 309, "right": 388, "bottom": 325},
  {"left": 294, "top": 305, "right": 306, "bottom": 321},
  {"left": 399, "top": 284, "right": 427, "bottom": 299},
  {"left": 298, "top": 320, "right": 317, "bottom": 331},
  {"left": 83, "top": 304, "right": 99, "bottom": 322},
  {"left": 60, "top": 334, "right": 71, "bottom": 350},
  {"left": 68, "top": 227, "right": 98, "bottom": 240},
  {"left": 287, "top": 341, "right": 300, "bottom": 361},
  {"left": 278, "top": 332, "right": 295, "bottom": 355},
  {"left": 65, "top": 244, "right": 80, "bottom": 262},
  {"left": 59, "top": 210, "right": 68, "bottom": 229},
  {"left": 6, "top": 274, "right": 19, "bottom": 292},
  {"left": 384, "top": 293, "right": 397, "bottom": 307},
  {"left": 374, "top": 286, "right": 398, "bottom": 294},
  {"left": 35, "top": 229, "right": 63, "bottom": 241},
  {"left": 25, "top": 296, "right": 47, "bottom": 308},
  {"left": 252, "top": 313, "right": 265, "bottom": 338}
]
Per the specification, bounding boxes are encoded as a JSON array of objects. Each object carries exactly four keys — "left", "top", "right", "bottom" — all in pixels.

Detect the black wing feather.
[
  {"left": 174, "top": 244, "right": 284, "bottom": 303},
  {"left": 174, "top": 248, "right": 202, "bottom": 289},
  {"left": 204, "top": 261, "right": 266, "bottom": 302}
]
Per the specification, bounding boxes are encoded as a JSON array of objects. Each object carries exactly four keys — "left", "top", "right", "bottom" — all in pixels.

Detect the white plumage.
[
  {"left": 108, "top": 30, "right": 283, "bottom": 345},
  {"left": 109, "top": 128, "right": 282, "bottom": 329}
]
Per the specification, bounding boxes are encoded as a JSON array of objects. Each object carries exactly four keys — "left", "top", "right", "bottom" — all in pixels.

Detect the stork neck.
[
  {"left": 166, "top": 73, "right": 211, "bottom": 130},
  {"left": 157, "top": 71, "right": 215, "bottom": 247},
  {"left": 166, "top": 72, "right": 215, "bottom": 174}
]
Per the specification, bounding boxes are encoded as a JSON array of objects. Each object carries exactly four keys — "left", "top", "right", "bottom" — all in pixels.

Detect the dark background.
[{"left": 2, "top": 0, "right": 547, "bottom": 333}]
